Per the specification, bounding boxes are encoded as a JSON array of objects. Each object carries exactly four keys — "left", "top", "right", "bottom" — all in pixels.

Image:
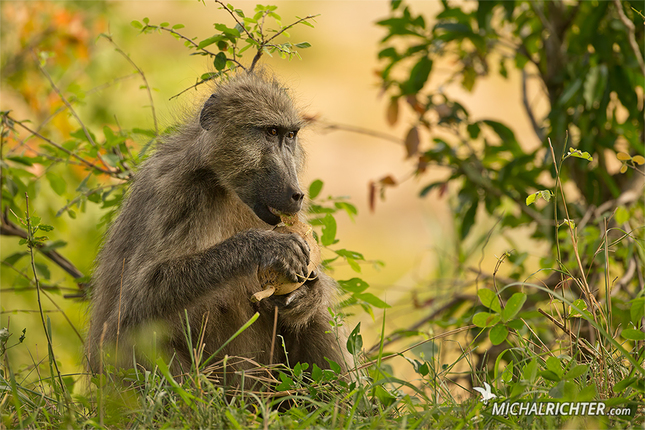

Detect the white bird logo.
[{"left": 473, "top": 382, "right": 497, "bottom": 404}]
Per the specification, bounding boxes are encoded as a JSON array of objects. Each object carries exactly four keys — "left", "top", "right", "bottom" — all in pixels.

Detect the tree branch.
[
  {"left": 522, "top": 70, "right": 545, "bottom": 142},
  {"left": 1, "top": 210, "right": 85, "bottom": 282},
  {"left": 613, "top": 0, "right": 645, "bottom": 76},
  {"left": 3, "top": 114, "right": 115, "bottom": 175}
]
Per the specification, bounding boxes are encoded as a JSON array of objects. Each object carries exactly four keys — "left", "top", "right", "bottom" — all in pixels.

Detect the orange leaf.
[
  {"left": 386, "top": 98, "right": 399, "bottom": 126},
  {"left": 379, "top": 175, "right": 397, "bottom": 186},
  {"left": 632, "top": 155, "right": 644, "bottom": 165},
  {"left": 617, "top": 152, "right": 631, "bottom": 161},
  {"left": 404, "top": 126, "right": 420, "bottom": 159}
]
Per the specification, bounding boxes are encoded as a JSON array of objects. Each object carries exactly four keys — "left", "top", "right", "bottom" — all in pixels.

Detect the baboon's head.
[{"left": 199, "top": 73, "right": 307, "bottom": 225}]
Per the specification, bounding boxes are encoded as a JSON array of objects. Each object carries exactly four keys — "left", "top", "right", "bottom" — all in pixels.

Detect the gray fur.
[{"left": 87, "top": 72, "right": 347, "bottom": 380}]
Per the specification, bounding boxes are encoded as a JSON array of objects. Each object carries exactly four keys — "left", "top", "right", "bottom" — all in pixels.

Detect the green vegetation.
[{"left": 1, "top": 0, "right": 643, "bottom": 428}]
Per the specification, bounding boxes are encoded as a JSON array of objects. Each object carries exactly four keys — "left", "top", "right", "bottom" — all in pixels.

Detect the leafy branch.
[{"left": 132, "top": 2, "right": 317, "bottom": 98}]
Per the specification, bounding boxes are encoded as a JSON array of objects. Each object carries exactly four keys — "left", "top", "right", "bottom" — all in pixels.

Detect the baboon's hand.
[{"left": 257, "top": 230, "right": 311, "bottom": 283}]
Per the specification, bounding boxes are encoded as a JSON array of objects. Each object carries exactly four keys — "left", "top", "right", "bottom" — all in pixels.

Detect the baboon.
[{"left": 87, "top": 72, "right": 347, "bottom": 383}]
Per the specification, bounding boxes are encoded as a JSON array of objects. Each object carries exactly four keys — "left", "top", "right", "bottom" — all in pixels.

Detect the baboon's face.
[
  {"left": 199, "top": 75, "right": 306, "bottom": 226},
  {"left": 232, "top": 125, "right": 304, "bottom": 226}
]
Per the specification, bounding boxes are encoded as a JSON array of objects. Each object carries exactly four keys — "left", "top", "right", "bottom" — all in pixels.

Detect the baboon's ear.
[{"left": 199, "top": 94, "right": 218, "bottom": 131}]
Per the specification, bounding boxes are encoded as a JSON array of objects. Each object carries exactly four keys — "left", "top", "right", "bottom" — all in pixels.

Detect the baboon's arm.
[{"left": 126, "top": 229, "right": 310, "bottom": 324}]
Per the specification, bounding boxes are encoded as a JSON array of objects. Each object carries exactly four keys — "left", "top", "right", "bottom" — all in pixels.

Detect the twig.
[
  {"left": 537, "top": 308, "right": 599, "bottom": 359},
  {"left": 547, "top": 138, "right": 602, "bottom": 322},
  {"left": 613, "top": 0, "right": 645, "bottom": 76},
  {"left": 1, "top": 210, "right": 85, "bottom": 281},
  {"left": 367, "top": 297, "right": 477, "bottom": 354},
  {"left": 35, "top": 73, "right": 139, "bottom": 135},
  {"left": 214, "top": 0, "right": 257, "bottom": 45},
  {"left": 266, "top": 14, "right": 318, "bottom": 44},
  {"left": 24, "top": 193, "right": 68, "bottom": 397},
  {"left": 315, "top": 120, "right": 404, "bottom": 145},
  {"left": 522, "top": 70, "right": 544, "bottom": 142},
  {"left": 3, "top": 114, "right": 114, "bottom": 175},
  {"left": 33, "top": 52, "right": 113, "bottom": 171},
  {"left": 100, "top": 35, "right": 159, "bottom": 136},
  {"left": 359, "top": 325, "right": 476, "bottom": 373}
]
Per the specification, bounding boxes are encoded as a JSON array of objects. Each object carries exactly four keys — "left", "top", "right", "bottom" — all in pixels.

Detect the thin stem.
[
  {"left": 548, "top": 139, "right": 603, "bottom": 323},
  {"left": 4, "top": 114, "right": 114, "bottom": 175},
  {"left": 25, "top": 193, "right": 67, "bottom": 398},
  {"left": 34, "top": 52, "right": 114, "bottom": 172},
  {"left": 266, "top": 14, "right": 318, "bottom": 44},
  {"left": 101, "top": 35, "right": 159, "bottom": 136}
]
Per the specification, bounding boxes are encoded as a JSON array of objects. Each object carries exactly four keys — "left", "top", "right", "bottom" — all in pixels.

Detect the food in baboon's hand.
[{"left": 252, "top": 216, "right": 322, "bottom": 302}]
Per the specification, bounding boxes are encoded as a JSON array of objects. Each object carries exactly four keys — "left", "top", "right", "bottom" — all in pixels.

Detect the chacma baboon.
[{"left": 87, "top": 72, "right": 347, "bottom": 383}]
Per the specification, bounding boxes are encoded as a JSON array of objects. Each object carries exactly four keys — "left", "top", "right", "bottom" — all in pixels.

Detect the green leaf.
[
  {"left": 346, "top": 258, "right": 361, "bottom": 273},
  {"left": 621, "top": 329, "right": 645, "bottom": 341},
  {"left": 568, "top": 298, "right": 588, "bottom": 317},
  {"left": 564, "top": 148, "right": 593, "bottom": 162},
  {"left": 172, "top": 23, "right": 185, "bottom": 29},
  {"left": 346, "top": 322, "right": 363, "bottom": 354},
  {"left": 213, "top": 52, "right": 227, "bottom": 71},
  {"left": 613, "top": 376, "right": 637, "bottom": 393},
  {"left": 478, "top": 289, "right": 501, "bottom": 313},
  {"left": 324, "top": 358, "right": 342, "bottom": 374},
  {"left": 334, "top": 202, "right": 357, "bottom": 220},
  {"left": 38, "top": 224, "right": 54, "bottom": 232},
  {"left": 3, "top": 252, "right": 27, "bottom": 266},
  {"left": 630, "top": 298, "right": 644, "bottom": 323},
  {"left": 501, "top": 292, "right": 526, "bottom": 322},
  {"left": 355, "top": 292, "right": 390, "bottom": 308},
  {"left": 6, "top": 156, "right": 34, "bottom": 166},
  {"left": 198, "top": 35, "right": 223, "bottom": 50},
  {"left": 545, "top": 356, "right": 563, "bottom": 378},
  {"left": 526, "top": 190, "right": 553, "bottom": 206},
  {"left": 338, "top": 278, "right": 369, "bottom": 293},
  {"left": 320, "top": 213, "right": 337, "bottom": 246},
  {"left": 583, "top": 64, "right": 608, "bottom": 109},
  {"left": 501, "top": 360, "right": 514, "bottom": 382},
  {"left": 459, "top": 199, "right": 478, "bottom": 240},
  {"left": 308, "top": 179, "right": 323, "bottom": 199},
  {"left": 489, "top": 325, "right": 508, "bottom": 345},
  {"left": 45, "top": 172, "right": 66, "bottom": 196},
  {"left": 35, "top": 262, "right": 50, "bottom": 280},
  {"left": 335, "top": 249, "right": 364, "bottom": 261},
  {"left": 131, "top": 20, "right": 143, "bottom": 29},
  {"left": 403, "top": 56, "right": 432, "bottom": 94},
  {"left": 615, "top": 206, "right": 629, "bottom": 224},
  {"left": 295, "top": 42, "right": 311, "bottom": 49},
  {"left": 472, "top": 312, "right": 500, "bottom": 328},
  {"left": 564, "top": 364, "right": 588, "bottom": 380},
  {"left": 541, "top": 370, "right": 562, "bottom": 382},
  {"left": 522, "top": 358, "right": 538, "bottom": 383},
  {"left": 276, "top": 372, "right": 293, "bottom": 391}
]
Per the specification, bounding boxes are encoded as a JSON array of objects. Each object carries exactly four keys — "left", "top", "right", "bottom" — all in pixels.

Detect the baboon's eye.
[
  {"left": 287, "top": 131, "right": 296, "bottom": 140},
  {"left": 268, "top": 127, "right": 278, "bottom": 136}
]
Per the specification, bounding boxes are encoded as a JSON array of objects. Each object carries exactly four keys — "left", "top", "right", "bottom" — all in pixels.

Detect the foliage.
[
  {"left": 371, "top": 0, "right": 645, "bottom": 427},
  {"left": 376, "top": 0, "right": 643, "bottom": 243}
]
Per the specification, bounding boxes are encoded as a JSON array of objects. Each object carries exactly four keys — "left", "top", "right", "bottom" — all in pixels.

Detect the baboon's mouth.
[{"left": 268, "top": 206, "right": 299, "bottom": 218}]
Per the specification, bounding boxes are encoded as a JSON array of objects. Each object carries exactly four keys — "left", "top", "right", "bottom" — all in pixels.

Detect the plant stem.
[{"left": 24, "top": 193, "right": 67, "bottom": 399}]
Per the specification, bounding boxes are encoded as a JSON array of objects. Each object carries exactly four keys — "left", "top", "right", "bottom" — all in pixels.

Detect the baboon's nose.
[{"left": 291, "top": 191, "right": 305, "bottom": 205}]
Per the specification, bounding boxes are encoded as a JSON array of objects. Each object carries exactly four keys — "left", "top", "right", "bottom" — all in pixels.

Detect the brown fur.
[{"left": 87, "top": 72, "right": 347, "bottom": 382}]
